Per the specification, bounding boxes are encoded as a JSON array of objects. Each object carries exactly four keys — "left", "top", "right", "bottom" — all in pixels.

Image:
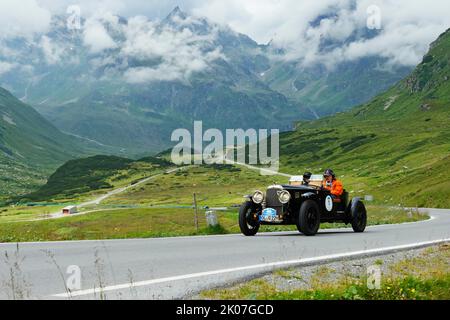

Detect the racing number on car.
[{"left": 325, "top": 196, "right": 333, "bottom": 212}]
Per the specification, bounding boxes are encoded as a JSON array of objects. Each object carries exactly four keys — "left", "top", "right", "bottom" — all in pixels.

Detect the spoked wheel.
[
  {"left": 297, "top": 200, "right": 321, "bottom": 236},
  {"left": 239, "top": 201, "right": 260, "bottom": 236},
  {"left": 351, "top": 200, "right": 367, "bottom": 233}
]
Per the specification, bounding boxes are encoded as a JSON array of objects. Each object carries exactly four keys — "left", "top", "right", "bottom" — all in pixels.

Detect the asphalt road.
[{"left": 0, "top": 208, "right": 448, "bottom": 300}]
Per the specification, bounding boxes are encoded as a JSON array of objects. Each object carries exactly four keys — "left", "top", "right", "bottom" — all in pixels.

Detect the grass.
[
  {"left": 103, "top": 164, "right": 287, "bottom": 207},
  {"left": 0, "top": 205, "right": 64, "bottom": 223},
  {"left": 0, "top": 161, "right": 429, "bottom": 241},
  {"left": 201, "top": 244, "right": 450, "bottom": 300},
  {"left": 0, "top": 204, "right": 428, "bottom": 243},
  {"left": 0, "top": 208, "right": 234, "bottom": 242}
]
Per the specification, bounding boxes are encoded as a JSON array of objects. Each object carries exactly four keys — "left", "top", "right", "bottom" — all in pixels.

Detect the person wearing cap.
[
  {"left": 322, "top": 169, "right": 344, "bottom": 199},
  {"left": 302, "top": 172, "right": 312, "bottom": 186}
]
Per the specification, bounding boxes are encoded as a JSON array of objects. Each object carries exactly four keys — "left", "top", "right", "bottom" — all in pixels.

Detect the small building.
[{"left": 62, "top": 206, "right": 78, "bottom": 215}]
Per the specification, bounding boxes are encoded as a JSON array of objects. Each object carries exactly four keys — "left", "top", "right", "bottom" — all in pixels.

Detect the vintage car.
[{"left": 239, "top": 175, "right": 367, "bottom": 236}]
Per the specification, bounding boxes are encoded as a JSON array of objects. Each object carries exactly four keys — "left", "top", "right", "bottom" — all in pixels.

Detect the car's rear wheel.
[
  {"left": 351, "top": 200, "right": 367, "bottom": 233},
  {"left": 239, "top": 201, "right": 260, "bottom": 236},
  {"left": 297, "top": 200, "right": 320, "bottom": 236}
]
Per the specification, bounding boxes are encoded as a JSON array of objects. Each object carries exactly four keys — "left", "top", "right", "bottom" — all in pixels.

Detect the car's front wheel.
[
  {"left": 239, "top": 201, "right": 260, "bottom": 236},
  {"left": 297, "top": 200, "right": 321, "bottom": 236}
]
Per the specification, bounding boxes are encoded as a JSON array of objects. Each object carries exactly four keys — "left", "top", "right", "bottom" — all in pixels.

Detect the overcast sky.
[{"left": 0, "top": 0, "right": 449, "bottom": 74}]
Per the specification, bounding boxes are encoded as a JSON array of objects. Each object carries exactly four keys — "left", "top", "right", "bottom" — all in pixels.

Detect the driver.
[
  {"left": 302, "top": 172, "right": 312, "bottom": 186},
  {"left": 322, "top": 169, "right": 344, "bottom": 199}
]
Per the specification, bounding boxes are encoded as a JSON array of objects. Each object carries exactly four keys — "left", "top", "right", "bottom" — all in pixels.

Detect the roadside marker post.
[{"left": 193, "top": 193, "right": 199, "bottom": 232}]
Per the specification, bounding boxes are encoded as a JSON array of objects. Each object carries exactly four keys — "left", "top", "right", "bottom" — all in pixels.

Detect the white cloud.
[
  {"left": 0, "top": 61, "right": 17, "bottom": 76},
  {"left": 40, "top": 35, "right": 64, "bottom": 64},
  {"left": 3, "top": 0, "right": 449, "bottom": 74},
  {"left": 304, "top": 0, "right": 450, "bottom": 68},
  {"left": 192, "top": 0, "right": 450, "bottom": 68},
  {"left": 0, "top": 0, "right": 51, "bottom": 38},
  {"left": 121, "top": 16, "right": 224, "bottom": 83},
  {"left": 83, "top": 16, "right": 118, "bottom": 54}
]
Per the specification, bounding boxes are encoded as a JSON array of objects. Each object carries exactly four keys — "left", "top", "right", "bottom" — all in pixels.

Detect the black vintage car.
[{"left": 239, "top": 181, "right": 367, "bottom": 236}]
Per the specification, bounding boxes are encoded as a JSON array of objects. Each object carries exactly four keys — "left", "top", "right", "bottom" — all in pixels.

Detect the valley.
[
  {"left": 0, "top": 8, "right": 412, "bottom": 153},
  {"left": 0, "top": 10, "right": 448, "bottom": 243}
]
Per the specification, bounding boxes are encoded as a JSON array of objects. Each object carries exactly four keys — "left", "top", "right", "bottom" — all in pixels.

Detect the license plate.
[{"left": 260, "top": 208, "right": 281, "bottom": 223}]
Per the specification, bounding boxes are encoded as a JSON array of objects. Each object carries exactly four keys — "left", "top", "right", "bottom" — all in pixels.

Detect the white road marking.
[{"left": 52, "top": 238, "right": 450, "bottom": 298}]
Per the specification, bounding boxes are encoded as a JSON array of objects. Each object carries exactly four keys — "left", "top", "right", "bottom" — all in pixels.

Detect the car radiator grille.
[{"left": 266, "top": 188, "right": 282, "bottom": 208}]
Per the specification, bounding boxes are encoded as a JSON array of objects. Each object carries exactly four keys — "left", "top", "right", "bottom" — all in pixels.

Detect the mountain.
[
  {"left": 11, "top": 29, "right": 449, "bottom": 208},
  {"left": 0, "top": 87, "right": 117, "bottom": 201},
  {"left": 0, "top": 8, "right": 311, "bottom": 154},
  {"left": 21, "top": 155, "right": 172, "bottom": 202},
  {"left": 261, "top": 19, "right": 413, "bottom": 117},
  {"left": 0, "top": 7, "right": 410, "bottom": 154},
  {"left": 262, "top": 57, "right": 412, "bottom": 117},
  {"left": 278, "top": 28, "right": 450, "bottom": 208}
]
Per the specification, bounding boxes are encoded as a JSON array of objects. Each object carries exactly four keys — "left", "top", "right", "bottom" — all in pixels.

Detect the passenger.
[
  {"left": 302, "top": 172, "right": 312, "bottom": 186},
  {"left": 322, "top": 169, "right": 344, "bottom": 199}
]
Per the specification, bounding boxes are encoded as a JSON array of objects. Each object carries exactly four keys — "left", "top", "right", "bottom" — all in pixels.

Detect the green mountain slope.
[
  {"left": 0, "top": 87, "right": 117, "bottom": 201},
  {"left": 279, "top": 29, "right": 450, "bottom": 207},
  {"left": 21, "top": 155, "right": 172, "bottom": 202},
  {"left": 263, "top": 58, "right": 411, "bottom": 117}
]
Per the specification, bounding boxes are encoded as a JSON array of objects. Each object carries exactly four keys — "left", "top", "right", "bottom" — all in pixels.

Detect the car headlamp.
[
  {"left": 252, "top": 191, "right": 264, "bottom": 204},
  {"left": 278, "top": 190, "right": 291, "bottom": 204}
]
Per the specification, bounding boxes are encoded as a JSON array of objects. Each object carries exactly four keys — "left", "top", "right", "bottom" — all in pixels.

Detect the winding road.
[{"left": 0, "top": 208, "right": 448, "bottom": 300}]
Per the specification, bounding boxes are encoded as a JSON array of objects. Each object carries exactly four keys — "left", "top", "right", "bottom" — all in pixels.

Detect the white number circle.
[{"left": 325, "top": 196, "right": 333, "bottom": 212}]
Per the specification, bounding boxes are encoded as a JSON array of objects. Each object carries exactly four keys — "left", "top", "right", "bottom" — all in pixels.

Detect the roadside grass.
[
  {"left": 200, "top": 244, "right": 450, "bottom": 300},
  {"left": 0, "top": 208, "right": 236, "bottom": 242},
  {"left": 0, "top": 204, "right": 428, "bottom": 243}
]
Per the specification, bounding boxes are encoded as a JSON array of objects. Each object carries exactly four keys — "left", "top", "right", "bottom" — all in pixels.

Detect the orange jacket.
[{"left": 323, "top": 179, "right": 344, "bottom": 197}]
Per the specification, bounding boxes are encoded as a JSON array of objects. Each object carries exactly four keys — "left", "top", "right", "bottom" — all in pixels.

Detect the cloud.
[
  {"left": 0, "top": 61, "right": 17, "bottom": 76},
  {"left": 83, "top": 15, "right": 118, "bottom": 54},
  {"left": 0, "top": 0, "right": 51, "bottom": 38},
  {"left": 120, "top": 16, "right": 224, "bottom": 83},
  {"left": 331, "top": 24, "right": 443, "bottom": 67},
  {"left": 39, "top": 35, "right": 64, "bottom": 64},
  {"left": 3, "top": 0, "right": 450, "bottom": 75},
  {"left": 123, "top": 48, "right": 223, "bottom": 83},
  {"left": 192, "top": 0, "right": 450, "bottom": 68}
]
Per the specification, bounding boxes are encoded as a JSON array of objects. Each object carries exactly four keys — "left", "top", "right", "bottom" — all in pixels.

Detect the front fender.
[
  {"left": 345, "top": 197, "right": 362, "bottom": 221},
  {"left": 241, "top": 198, "right": 262, "bottom": 213},
  {"left": 301, "top": 192, "right": 316, "bottom": 199}
]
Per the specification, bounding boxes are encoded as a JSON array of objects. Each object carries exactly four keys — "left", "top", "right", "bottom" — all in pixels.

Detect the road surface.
[{"left": 0, "top": 208, "right": 448, "bottom": 300}]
